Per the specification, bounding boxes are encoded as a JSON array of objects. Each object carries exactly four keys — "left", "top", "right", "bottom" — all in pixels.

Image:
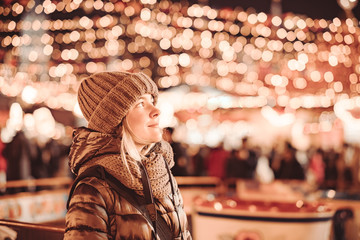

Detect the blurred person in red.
[
  {"left": 309, "top": 148, "right": 325, "bottom": 186},
  {"left": 205, "top": 142, "right": 229, "bottom": 179}
]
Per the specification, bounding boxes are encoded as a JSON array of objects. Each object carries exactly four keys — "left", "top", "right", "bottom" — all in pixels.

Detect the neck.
[{"left": 135, "top": 144, "right": 144, "bottom": 153}]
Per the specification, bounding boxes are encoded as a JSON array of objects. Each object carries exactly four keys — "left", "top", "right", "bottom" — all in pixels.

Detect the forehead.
[{"left": 137, "top": 93, "right": 153, "bottom": 100}]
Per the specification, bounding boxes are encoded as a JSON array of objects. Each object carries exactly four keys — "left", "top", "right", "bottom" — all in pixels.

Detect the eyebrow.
[{"left": 138, "top": 95, "right": 153, "bottom": 101}]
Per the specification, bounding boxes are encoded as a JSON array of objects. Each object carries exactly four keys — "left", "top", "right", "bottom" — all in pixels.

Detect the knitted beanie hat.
[{"left": 77, "top": 71, "right": 158, "bottom": 134}]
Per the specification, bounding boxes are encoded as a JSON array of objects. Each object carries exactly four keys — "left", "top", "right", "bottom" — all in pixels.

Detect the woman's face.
[{"left": 125, "top": 94, "right": 162, "bottom": 149}]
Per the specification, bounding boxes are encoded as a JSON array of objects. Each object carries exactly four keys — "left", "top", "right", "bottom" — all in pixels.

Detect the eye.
[{"left": 136, "top": 100, "right": 145, "bottom": 108}]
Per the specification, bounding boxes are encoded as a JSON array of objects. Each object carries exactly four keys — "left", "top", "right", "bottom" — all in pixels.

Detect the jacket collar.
[{"left": 68, "top": 127, "right": 121, "bottom": 174}]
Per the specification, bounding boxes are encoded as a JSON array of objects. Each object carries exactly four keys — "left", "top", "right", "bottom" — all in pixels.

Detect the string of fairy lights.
[{"left": 0, "top": 0, "right": 359, "bottom": 112}]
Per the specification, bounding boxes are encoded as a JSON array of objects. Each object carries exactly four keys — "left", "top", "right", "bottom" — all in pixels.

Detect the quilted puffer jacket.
[{"left": 64, "top": 128, "right": 192, "bottom": 240}]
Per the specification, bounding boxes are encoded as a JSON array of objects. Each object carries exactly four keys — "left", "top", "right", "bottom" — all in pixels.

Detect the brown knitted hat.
[{"left": 77, "top": 71, "right": 158, "bottom": 134}]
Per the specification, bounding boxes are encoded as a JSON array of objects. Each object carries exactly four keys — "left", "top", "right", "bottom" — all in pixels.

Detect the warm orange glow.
[{"left": 0, "top": 0, "right": 358, "bottom": 131}]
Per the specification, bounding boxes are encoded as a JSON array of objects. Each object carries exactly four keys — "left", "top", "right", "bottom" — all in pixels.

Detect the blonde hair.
[{"left": 120, "top": 118, "right": 156, "bottom": 162}]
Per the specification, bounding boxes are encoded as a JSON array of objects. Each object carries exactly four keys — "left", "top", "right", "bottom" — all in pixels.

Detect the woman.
[{"left": 64, "top": 71, "right": 191, "bottom": 240}]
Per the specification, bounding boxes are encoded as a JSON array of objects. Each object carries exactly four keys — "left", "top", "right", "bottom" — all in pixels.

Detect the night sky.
[{"left": 189, "top": 0, "right": 360, "bottom": 20}]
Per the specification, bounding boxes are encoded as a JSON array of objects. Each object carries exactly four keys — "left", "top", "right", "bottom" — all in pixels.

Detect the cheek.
[{"left": 127, "top": 115, "right": 145, "bottom": 132}]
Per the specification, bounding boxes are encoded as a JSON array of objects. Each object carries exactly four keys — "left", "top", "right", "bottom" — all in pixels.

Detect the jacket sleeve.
[{"left": 64, "top": 178, "right": 113, "bottom": 240}]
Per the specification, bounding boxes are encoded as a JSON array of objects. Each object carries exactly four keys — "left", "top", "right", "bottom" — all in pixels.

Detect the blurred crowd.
[
  {"left": 0, "top": 127, "right": 359, "bottom": 193},
  {"left": 0, "top": 130, "right": 71, "bottom": 193},
  {"left": 164, "top": 127, "right": 359, "bottom": 191}
]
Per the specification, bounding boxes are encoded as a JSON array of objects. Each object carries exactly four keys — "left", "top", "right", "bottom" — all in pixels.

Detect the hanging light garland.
[{"left": 0, "top": 0, "right": 359, "bottom": 113}]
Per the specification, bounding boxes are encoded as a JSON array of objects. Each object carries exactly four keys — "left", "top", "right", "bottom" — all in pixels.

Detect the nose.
[{"left": 150, "top": 105, "right": 160, "bottom": 118}]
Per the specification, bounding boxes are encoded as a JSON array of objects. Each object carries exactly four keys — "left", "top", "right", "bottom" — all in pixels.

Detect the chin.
[
  {"left": 151, "top": 135, "right": 163, "bottom": 143},
  {"left": 142, "top": 133, "right": 161, "bottom": 144},
  {"left": 150, "top": 129, "right": 163, "bottom": 141}
]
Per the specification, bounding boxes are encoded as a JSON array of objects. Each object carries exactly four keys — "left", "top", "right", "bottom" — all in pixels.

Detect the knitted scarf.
[{"left": 70, "top": 127, "right": 177, "bottom": 199}]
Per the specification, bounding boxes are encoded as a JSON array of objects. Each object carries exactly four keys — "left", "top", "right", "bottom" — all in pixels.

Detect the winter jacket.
[{"left": 64, "top": 128, "right": 192, "bottom": 240}]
